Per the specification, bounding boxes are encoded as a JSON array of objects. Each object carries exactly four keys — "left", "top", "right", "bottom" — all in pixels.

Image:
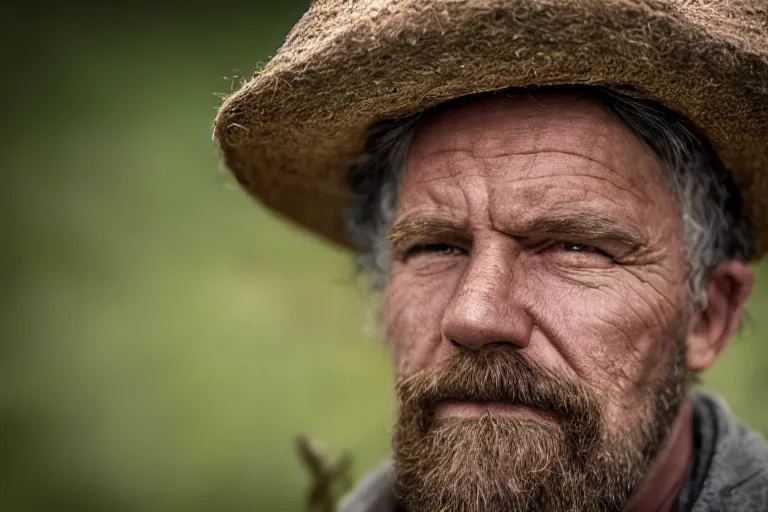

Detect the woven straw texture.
[{"left": 214, "top": 0, "right": 768, "bottom": 256}]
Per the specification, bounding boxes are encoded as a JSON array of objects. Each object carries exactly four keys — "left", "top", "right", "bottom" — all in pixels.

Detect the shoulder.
[{"left": 692, "top": 392, "right": 768, "bottom": 512}]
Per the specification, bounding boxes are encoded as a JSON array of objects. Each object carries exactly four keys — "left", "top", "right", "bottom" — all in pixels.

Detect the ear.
[{"left": 686, "top": 260, "right": 754, "bottom": 372}]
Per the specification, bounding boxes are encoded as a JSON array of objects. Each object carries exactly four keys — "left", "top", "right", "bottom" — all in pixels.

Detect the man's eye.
[
  {"left": 562, "top": 242, "right": 596, "bottom": 253},
  {"left": 407, "top": 243, "right": 464, "bottom": 258},
  {"left": 556, "top": 242, "right": 614, "bottom": 263}
]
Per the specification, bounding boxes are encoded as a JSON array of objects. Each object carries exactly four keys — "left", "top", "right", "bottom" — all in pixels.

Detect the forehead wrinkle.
[
  {"left": 495, "top": 171, "right": 650, "bottom": 205},
  {"left": 406, "top": 151, "right": 656, "bottom": 216},
  {"left": 400, "top": 92, "right": 681, "bottom": 251},
  {"left": 403, "top": 154, "right": 494, "bottom": 224},
  {"left": 408, "top": 145, "right": 660, "bottom": 205},
  {"left": 409, "top": 98, "right": 665, "bottom": 194}
]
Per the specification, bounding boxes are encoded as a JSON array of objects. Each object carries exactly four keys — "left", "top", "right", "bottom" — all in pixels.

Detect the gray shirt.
[{"left": 340, "top": 392, "right": 768, "bottom": 512}]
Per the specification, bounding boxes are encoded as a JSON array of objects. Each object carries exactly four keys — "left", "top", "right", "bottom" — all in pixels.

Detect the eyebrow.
[
  {"left": 523, "top": 214, "right": 647, "bottom": 250},
  {"left": 389, "top": 215, "right": 469, "bottom": 248},
  {"left": 389, "top": 211, "right": 647, "bottom": 252}
]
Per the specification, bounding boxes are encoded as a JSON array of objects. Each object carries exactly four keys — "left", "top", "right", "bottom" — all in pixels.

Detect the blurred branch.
[{"left": 296, "top": 435, "right": 354, "bottom": 512}]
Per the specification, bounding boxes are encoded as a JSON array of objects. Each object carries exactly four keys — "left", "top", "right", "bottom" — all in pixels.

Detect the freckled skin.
[{"left": 384, "top": 92, "right": 691, "bottom": 434}]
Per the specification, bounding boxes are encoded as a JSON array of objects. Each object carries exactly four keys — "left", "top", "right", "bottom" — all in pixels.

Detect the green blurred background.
[{"left": 1, "top": 2, "right": 766, "bottom": 510}]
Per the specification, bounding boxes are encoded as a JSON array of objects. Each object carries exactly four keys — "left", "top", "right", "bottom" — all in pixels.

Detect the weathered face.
[{"left": 385, "top": 92, "right": 694, "bottom": 511}]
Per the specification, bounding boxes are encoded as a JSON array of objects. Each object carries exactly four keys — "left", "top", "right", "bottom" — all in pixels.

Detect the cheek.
[
  {"left": 385, "top": 263, "right": 461, "bottom": 376},
  {"left": 523, "top": 266, "right": 686, "bottom": 420}
]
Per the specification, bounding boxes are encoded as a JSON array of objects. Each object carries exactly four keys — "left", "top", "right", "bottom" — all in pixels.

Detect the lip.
[{"left": 434, "top": 400, "right": 554, "bottom": 421}]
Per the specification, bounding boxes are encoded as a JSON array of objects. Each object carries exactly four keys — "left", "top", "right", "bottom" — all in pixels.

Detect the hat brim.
[{"left": 214, "top": 0, "right": 768, "bottom": 256}]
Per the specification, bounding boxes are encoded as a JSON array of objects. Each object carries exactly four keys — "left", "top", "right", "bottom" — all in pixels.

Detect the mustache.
[{"left": 396, "top": 345, "right": 601, "bottom": 429}]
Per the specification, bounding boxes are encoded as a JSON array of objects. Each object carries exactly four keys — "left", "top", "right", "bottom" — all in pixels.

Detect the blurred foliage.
[{"left": 0, "top": 2, "right": 765, "bottom": 510}]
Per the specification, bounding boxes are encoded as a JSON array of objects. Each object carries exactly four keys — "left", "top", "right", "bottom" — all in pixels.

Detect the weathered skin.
[{"left": 383, "top": 91, "right": 753, "bottom": 510}]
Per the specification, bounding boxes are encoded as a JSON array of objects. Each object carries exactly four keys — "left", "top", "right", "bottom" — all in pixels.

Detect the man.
[{"left": 214, "top": 1, "right": 768, "bottom": 511}]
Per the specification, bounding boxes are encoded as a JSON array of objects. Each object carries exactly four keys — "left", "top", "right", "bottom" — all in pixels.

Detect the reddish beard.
[{"left": 392, "top": 344, "right": 686, "bottom": 512}]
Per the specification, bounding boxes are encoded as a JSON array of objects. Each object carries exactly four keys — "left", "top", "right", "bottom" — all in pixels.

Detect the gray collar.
[{"left": 339, "top": 459, "right": 396, "bottom": 512}]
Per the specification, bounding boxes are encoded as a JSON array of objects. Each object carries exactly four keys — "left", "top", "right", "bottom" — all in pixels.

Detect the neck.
[{"left": 623, "top": 400, "right": 694, "bottom": 512}]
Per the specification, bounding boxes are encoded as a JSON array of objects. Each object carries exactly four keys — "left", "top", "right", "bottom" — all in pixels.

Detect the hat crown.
[{"left": 279, "top": 0, "right": 768, "bottom": 58}]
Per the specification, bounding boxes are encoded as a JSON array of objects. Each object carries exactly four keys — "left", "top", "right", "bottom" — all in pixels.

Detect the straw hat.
[{"left": 214, "top": 0, "right": 768, "bottom": 256}]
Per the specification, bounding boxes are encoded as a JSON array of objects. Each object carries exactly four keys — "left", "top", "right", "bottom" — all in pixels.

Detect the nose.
[{"left": 440, "top": 243, "right": 533, "bottom": 351}]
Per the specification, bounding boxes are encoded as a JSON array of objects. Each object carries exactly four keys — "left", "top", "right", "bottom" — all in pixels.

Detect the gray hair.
[{"left": 344, "top": 86, "right": 752, "bottom": 309}]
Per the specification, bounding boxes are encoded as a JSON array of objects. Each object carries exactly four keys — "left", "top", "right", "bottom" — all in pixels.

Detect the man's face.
[{"left": 384, "top": 92, "right": 692, "bottom": 511}]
